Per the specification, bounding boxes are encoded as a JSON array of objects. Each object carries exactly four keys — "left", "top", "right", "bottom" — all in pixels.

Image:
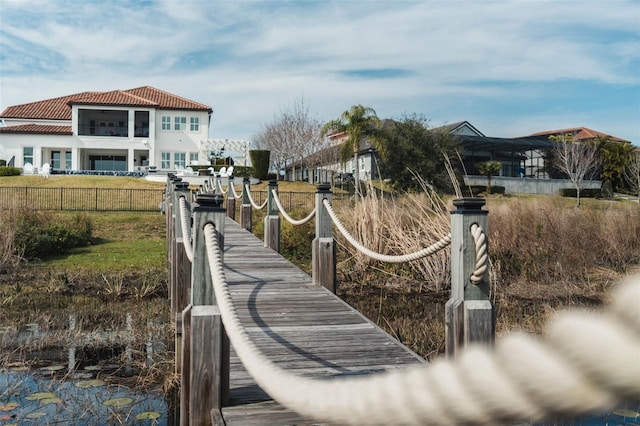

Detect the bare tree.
[
  {"left": 551, "top": 134, "right": 601, "bottom": 207},
  {"left": 253, "top": 96, "right": 325, "bottom": 181},
  {"left": 623, "top": 150, "right": 640, "bottom": 209}
]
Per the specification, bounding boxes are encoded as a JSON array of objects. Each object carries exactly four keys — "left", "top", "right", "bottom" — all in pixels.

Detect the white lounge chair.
[
  {"left": 218, "top": 166, "right": 227, "bottom": 177},
  {"left": 23, "top": 163, "right": 34, "bottom": 175},
  {"left": 39, "top": 163, "right": 51, "bottom": 179},
  {"left": 225, "top": 166, "right": 234, "bottom": 177}
]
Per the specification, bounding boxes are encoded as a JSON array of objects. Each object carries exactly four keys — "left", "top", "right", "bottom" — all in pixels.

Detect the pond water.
[
  {"left": 0, "top": 314, "right": 172, "bottom": 425},
  {"left": 0, "top": 370, "right": 168, "bottom": 425}
]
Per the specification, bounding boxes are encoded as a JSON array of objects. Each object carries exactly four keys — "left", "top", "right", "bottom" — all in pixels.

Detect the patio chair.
[{"left": 39, "top": 163, "right": 51, "bottom": 179}]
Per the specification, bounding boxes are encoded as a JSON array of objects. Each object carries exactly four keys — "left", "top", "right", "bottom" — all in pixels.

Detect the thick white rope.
[
  {"left": 216, "top": 179, "right": 228, "bottom": 195},
  {"left": 470, "top": 223, "right": 488, "bottom": 284},
  {"left": 178, "top": 196, "right": 194, "bottom": 262},
  {"left": 323, "top": 199, "right": 451, "bottom": 263},
  {"left": 245, "top": 184, "right": 267, "bottom": 210},
  {"left": 204, "top": 224, "right": 640, "bottom": 425},
  {"left": 230, "top": 182, "right": 243, "bottom": 199},
  {"left": 271, "top": 188, "right": 316, "bottom": 226}
]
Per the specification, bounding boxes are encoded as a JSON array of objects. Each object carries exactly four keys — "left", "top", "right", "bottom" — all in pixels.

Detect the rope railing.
[
  {"left": 178, "top": 196, "right": 194, "bottom": 262},
  {"left": 323, "top": 198, "right": 451, "bottom": 263},
  {"left": 271, "top": 188, "right": 316, "bottom": 225},
  {"left": 470, "top": 223, "right": 488, "bottom": 284},
  {"left": 230, "top": 181, "right": 243, "bottom": 199},
  {"left": 245, "top": 184, "right": 267, "bottom": 210},
  {"left": 216, "top": 178, "right": 228, "bottom": 195},
  {"left": 203, "top": 222, "right": 640, "bottom": 425}
]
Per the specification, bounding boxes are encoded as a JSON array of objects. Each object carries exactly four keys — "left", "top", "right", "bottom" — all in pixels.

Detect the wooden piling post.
[
  {"left": 446, "top": 197, "right": 493, "bottom": 358},
  {"left": 184, "top": 193, "right": 229, "bottom": 425},
  {"left": 172, "top": 182, "right": 192, "bottom": 317},
  {"left": 226, "top": 176, "right": 236, "bottom": 221},
  {"left": 264, "top": 179, "right": 280, "bottom": 252},
  {"left": 172, "top": 181, "right": 192, "bottom": 379},
  {"left": 241, "top": 177, "right": 252, "bottom": 232},
  {"left": 312, "top": 184, "right": 336, "bottom": 293}
]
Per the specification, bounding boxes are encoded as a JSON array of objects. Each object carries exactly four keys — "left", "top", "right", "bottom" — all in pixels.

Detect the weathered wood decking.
[{"left": 218, "top": 218, "right": 427, "bottom": 425}]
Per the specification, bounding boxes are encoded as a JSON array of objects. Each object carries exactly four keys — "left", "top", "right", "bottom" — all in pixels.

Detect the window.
[
  {"left": 161, "top": 116, "right": 171, "bottom": 131},
  {"left": 174, "top": 152, "right": 186, "bottom": 169},
  {"left": 51, "top": 151, "right": 61, "bottom": 169},
  {"left": 190, "top": 117, "right": 199, "bottom": 132},
  {"left": 189, "top": 152, "right": 199, "bottom": 165},
  {"left": 174, "top": 116, "right": 187, "bottom": 131},
  {"left": 65, "top": 151, "right": 72, "bottom": 170},
  {"left": 161, "top": 152, "right": 171, "bottom": 169},
  {"left": 23, "top": 147, "right": 34, "bottom": 165}
]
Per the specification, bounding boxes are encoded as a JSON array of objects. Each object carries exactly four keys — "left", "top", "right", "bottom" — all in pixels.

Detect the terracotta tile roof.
[
  {"left": 0, "top": 86, "right": 212, "bottom": 121},
  {"left": 69, "top": 90, "right": 158, "bottom": 107},
  {"left": 0, "top": 124, "right": 72, "bottom": 134},
  {"left": 529, "top": 127, "right": 629, "bottom": 143},
  {"left": 126, "top": 86, "right": 213, "bottom": 112},
  {"left": 0, "top": 92, "right": 98, "bottom": 120}
]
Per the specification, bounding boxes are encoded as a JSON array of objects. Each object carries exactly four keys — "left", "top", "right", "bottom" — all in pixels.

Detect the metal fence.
[{"left": 0, "top": 187, "right": 164, "bottom": 211}]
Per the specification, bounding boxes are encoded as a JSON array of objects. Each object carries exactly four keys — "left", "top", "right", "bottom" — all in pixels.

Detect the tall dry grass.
[
  {"left": 0, "top": 207, "right": 22, "bottom": 271},
  {"left": 334, "top": 184, "right": 452, "bottom": 291},
  {"left": 490, "top": 197, "right": 640, "bottom": 288}
]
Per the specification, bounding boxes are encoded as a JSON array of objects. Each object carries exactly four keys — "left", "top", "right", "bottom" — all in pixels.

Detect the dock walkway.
[{"left": 218, "top": 218, "right": 426, "bottom": 424}]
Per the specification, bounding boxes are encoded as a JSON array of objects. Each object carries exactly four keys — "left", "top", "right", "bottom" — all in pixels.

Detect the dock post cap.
[
  {"left": 195, "top": 193, "right": 225, "bottom": 209},
  {"left": 451, "top": 197, "right": 487, "bottom": 214}
]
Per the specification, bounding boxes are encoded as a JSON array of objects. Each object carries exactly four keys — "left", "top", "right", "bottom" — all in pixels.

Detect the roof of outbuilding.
[
  {"left": 528, "top": 127, "right": 629, "bottom": 143},
  {"left": 0, "top": 86, "right": 212, "bottom": 121}
]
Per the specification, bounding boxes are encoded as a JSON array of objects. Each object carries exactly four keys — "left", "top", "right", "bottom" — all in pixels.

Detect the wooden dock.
[{"left": 216, "top": 218, "right": 427, "bottom": 424}]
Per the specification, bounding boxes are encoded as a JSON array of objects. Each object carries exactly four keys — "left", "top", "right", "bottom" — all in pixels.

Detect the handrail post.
[
  {"left": 241, "top": 177, "right": 252, "bottom": 232},
  {"left": 183, "top": 193, "right": 229, "bottom": 425},
  {"left": 264, "top": 179, "right": 280, "bottom": 252},
  {"left": 226, "top": 176, "right": 236, "bottom": 221},
  {"left": 172, "top": 181, "right": 192, "bottom": 389},
  {"left": 172, "top": 182, "right": 191, "bottom": 317},
  {"left": 446, "top": 197, "right": 493, "bottom": 359},
  {"left": 312, "top": 183, "right": 336, "bottom": 293},
  {"left": 167, "top": 176, "right": 182, "bottom": 313}
]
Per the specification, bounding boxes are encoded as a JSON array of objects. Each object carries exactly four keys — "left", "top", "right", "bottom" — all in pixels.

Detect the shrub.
[
  {"left": 559, "top": 188, "right": 601, "bottom": 198},
  {"left": 249, "top": 150, "right": 270, "bottom": 180},
  {"left": 0, "top": 166, "right": 21, "bottom": 176},
  {"left": 14, "top": 211, "right": 93, "bottom": 260}
]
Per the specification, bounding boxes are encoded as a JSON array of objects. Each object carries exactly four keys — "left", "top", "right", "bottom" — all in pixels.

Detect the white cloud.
[{"left": 1, "top": 0, "right": 638, "bottom": 143}]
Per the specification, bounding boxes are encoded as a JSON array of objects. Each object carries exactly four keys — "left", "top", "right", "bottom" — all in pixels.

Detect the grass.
[{"left": 0, "top": 175, "right": 165, "bottom": 189}]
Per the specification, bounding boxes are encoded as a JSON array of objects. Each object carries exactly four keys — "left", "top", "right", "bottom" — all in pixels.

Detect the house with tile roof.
[{"left": 0, "top": 86, "right": 213, "bottom": 173}]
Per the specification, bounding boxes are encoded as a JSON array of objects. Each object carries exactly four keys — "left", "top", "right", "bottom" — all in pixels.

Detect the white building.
[{"left": 0, "top": 86, "right": 213, "bottom": 172}]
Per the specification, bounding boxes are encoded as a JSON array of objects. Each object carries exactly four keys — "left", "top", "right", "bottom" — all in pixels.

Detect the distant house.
[
  {"left": 0, "top": 86, "right": 213, "bottom": 172},
  {"left": 284, "top": 120, "right": 634, "bottom": 195}
]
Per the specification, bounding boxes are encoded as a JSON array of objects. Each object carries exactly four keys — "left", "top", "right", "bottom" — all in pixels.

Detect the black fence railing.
[{"left": 0, "top": 187, "right": 164, "bottom": 211}]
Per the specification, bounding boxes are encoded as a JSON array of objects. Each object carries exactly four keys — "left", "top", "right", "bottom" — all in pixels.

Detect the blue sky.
[{"left": 1, "top": 0, "right": 639, "bottom": 145}]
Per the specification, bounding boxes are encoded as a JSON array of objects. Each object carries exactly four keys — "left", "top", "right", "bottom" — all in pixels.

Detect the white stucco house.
[{"left": 0, "top": 86, "right": 213, "bottom": 173}]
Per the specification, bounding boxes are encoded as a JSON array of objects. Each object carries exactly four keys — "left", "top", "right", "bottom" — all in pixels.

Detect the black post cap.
[
  {"left": 196, "top": 193, "right": 225, "bottom": 209},
  {"left": 316, "top": 183, "right": 332, "bottom": 193},
  {"left": 451, "top": 197, "right": 487, "bottom": 214}
]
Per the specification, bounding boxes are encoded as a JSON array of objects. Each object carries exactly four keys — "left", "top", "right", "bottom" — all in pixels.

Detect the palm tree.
[
  {"left": 320, "top": 105, "right": 384, "bottom": 197},
  {"left": 476, "top": 161, "right": 502, "bottom": 194}
]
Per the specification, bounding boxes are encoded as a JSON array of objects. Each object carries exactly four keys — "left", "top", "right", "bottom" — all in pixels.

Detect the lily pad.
[
  {"left": 26, "top": 392, "right": 57, "bottom": 401},
  {"left": 39, "top": 365, "right": 65, "bottom": 373},
  {"left": 0, "top": 402, "right": 19, "bottom": 412},
  {"left": 40, "top": 397, "right": 63, "bottom": 405},
  {"left": 26, "top": 411, "right": 47, "bottom": 419},
  {"left": 83, "top": 365, "right": 102, "bottom": 371},
  {"left": 136, "top": 411, "right": 161, "bottom": 420},
  {"left": 103, "top": 397, "right": 133, "bottom": 407},
  {"left": 76, "top": 379, "right": 105, "bottom": 388}
]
